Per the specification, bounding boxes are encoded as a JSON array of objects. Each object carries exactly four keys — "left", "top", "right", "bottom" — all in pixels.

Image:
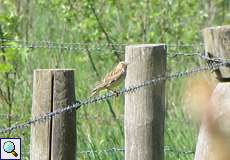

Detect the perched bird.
[{"left": 90, "top": 61, "right": 128, "bottom": 96}]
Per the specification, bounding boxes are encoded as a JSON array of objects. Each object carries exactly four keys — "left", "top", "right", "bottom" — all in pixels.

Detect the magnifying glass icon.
[{"left": 3, "top": 141, "right": 18, "bottom": 157}]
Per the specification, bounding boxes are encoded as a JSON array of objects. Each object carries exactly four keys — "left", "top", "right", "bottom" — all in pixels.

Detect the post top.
[
  {"left": 202, "top": 25, "right": 230, "bottom": 80},
  {"left": 126, "top": 44, "right": 166, "bottom": 48},
  {"left": 203, "top": 25, "right": 230, "bottom": 31}
]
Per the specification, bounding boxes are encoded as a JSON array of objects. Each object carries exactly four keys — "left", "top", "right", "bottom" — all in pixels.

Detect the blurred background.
[{"left": 0, "top": 0, "right": 229, "bottom": 159}]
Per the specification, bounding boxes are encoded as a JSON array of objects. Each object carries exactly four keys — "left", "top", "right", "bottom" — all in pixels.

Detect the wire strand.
[
  {"left": 0, "top": 60, "right": 227, "bottom": 134},
  {"left": 77, "top": 146, "right": 194, "bottom": 155}
]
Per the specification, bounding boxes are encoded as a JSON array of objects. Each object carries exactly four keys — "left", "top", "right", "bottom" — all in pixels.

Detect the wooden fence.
[{"left": 30, "top": 25, "right": 230, "bottom": 160}]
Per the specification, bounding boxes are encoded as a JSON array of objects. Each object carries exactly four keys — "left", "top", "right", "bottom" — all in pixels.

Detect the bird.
[{"left": 90, "top": 61, "right": 128, "bottom": 97}]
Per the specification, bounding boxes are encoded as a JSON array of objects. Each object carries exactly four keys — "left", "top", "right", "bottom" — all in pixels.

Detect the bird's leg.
[
  {"left": 107, "top": 88, "right": 119, "bottom": 97},
  {"left": 113, "top": 91, "right": 119, "bottom": 97}
]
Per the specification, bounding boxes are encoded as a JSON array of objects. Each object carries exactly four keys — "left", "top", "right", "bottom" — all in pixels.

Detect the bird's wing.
[
  {"left": 102, "top": 67, "right": 125, "bottom": 85},
  {"left": 91, "top": 64, "right": 126, "bottom": 96},
  {"left": 90, "top": 82, "right": 107, "bottom": 96}
]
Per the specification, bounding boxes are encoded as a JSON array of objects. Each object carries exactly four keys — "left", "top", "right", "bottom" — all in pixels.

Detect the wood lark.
[{"left": 90, "top": 61, "right": 128, "bottom": 96}]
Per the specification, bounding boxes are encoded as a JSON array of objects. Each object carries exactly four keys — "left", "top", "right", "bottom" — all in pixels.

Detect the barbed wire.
[
  {"left": 0, "top": 114, "right": 20, "bottom": 119},
  {"left": 196, "top": 53, "right": 230, "bottom": 62},
  {"left": 0, "top": 44, "right": 206, "bottom": 59},
  {"left": 167, "top": 43, "right": 204, "bottom": 47},
  {"left": 0, "top": 45, "right": 204, "bottom": 55},
  {"left": 0, "top": 38, "right": 204, "bottom": 52},
  {"left": 0, "top": 45, "right": 204, "bottom": 51},
  {"left": 0, "top": 44, "right": 206, "bottom": 58},
  {"left": 0, "top": 45, "right": 204, "bottom": 54},
  {"left": 0, "top": 38, "right": 208, "bottom": 59},
  {"left": 0, "top": 38, "right": 127, "bottom": 47},
  {"left": 78, "top": 114, "right": 123, "bottom": 122},
  {"left": 168, "top": 52, "right": 203, "bottom": 58},
  {"left": 77, "top": 146, "right": 194, "bottom": 155},
  {"left": 168, "top": 52, "right": 230, "bottom": 63},
  {"left": 78, "top": 147, "right": 124, "bottom": 154},
  {"left": 164, "top": 147, "right": 194, "bottom": 155},
  {"left": 0, "top": 57, "right": 227, "bottom": 134},
  {"left": 78, "top": 114, "right": 194, "bottom": 125},
  {"left": 0, "top": 46, "right": 205, "bottom": 59},
  {"left": 0, "top": 38, "right": 203, "bottom": 47},
  {"left": 0, "top": 38, "right": 125, "bottom": 54},
  {"left": 0, "top": 44, "right": 124, "bottom": 53}
]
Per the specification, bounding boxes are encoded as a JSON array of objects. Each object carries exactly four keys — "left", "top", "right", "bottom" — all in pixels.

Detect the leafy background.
[{"left": 0, "top": 0, "right": 229, "bottom": 159}]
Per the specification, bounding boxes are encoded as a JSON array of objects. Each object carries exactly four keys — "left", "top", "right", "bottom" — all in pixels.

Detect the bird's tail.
[
  {"left": 90, "top": 83, "right": 106, "bottom": 97},
  {"left": 90, "top": 90, "right": 98, "bottom": 97}
]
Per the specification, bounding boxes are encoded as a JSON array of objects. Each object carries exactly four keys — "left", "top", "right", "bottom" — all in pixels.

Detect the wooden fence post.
[
  {"left": 194, "top": 25, "right": 230, "bottom": 160},
  {"left": 30, "top": 69, "right": 76, "bottom": 160},
  {"left": 125, "top": 44, "right": 167, "bottom": 160}
]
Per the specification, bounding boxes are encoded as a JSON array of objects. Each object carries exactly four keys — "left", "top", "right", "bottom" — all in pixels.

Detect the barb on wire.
[{"left": 0, "top": 58, "right": 229, "bottom": 134}]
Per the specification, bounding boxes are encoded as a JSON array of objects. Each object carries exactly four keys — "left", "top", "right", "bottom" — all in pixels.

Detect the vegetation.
[{"left": 0, "top": 0, "right": 229, "bottom": 159}]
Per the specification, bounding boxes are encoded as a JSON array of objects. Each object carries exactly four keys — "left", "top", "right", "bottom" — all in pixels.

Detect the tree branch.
[{"left": 88, "top": 0, "right": 121, "bottom": 62}]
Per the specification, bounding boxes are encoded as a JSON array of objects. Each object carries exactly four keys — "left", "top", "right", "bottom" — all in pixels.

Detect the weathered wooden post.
[
  {"left": 125, "top": 44, "right": 167, "bottom": 160},
  {"left": 194, "top": 25, "right": 230, "bottom": 160},
  {"left": 30, "top": 69, "right": 76, "bottom": 160}
]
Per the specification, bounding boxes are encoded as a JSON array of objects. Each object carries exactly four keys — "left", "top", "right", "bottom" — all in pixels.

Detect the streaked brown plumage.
[{"left": 90, "top": 61, "right": 128, "bottom": 96}]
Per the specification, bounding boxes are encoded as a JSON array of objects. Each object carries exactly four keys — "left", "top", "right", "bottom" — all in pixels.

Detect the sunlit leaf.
[{"left": 0, "top": 63, "right": 13, "bottom": 73}]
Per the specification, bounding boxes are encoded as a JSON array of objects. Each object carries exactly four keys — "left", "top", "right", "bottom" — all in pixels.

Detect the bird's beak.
[{"left": 124, "top": 62, "right": 129, "bottom": 65}]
